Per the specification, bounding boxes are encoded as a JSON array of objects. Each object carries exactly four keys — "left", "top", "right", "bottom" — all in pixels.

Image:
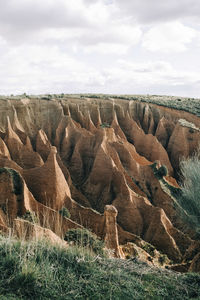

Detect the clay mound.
[
  {"left": 0, "top": 96, "right": 199, "bottom": 265},
  {"left": 4, "top": 117, "right": 43, "bottom": 169},
  {"left": 13, "top": 218, "right": 68, "bottom": 248},
  {"left": 0, "top": 137, "right": 10, "bottom": 158},
  {"left": 23, "top": 147, "right": 71, "bottom": 210}
]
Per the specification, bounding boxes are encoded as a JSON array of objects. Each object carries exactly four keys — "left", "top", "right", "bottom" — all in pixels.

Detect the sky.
[{"left": 0, "top": 0, "right": 200, "bottom": 97}]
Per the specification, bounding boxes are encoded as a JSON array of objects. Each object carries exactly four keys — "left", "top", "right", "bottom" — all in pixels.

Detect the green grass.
[
  {"left": 176, "top": 154, "right": 200, "bottom": 233},
  {"left": 64, "top": 228, "right": 105, "bottom": 256},
  {"left": 0, "top": 236, "right": 200, "bottom": 299}
]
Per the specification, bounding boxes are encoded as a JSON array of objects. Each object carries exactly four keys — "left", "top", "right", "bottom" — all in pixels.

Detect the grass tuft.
[{"left": 0, "top": 236, "right": 199, "bottom": 299}]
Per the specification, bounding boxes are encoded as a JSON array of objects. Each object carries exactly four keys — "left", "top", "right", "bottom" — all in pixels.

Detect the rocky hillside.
[{"left": 0, "top": 96, "right": 200, "bottom": 271}]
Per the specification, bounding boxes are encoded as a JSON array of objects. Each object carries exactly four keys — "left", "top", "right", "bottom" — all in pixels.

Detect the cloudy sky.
[{"left": 0, "top": 0, "right": 200, "bottom": 97}]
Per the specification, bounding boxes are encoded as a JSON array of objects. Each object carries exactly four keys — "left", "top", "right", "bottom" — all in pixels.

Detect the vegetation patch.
[
  {"left": 158, "top": 254, "right": 168, "bottom": 266},
  {"left": 150, "top": 163, "right": 181, "bottom": 200},
  {"left": 0, "top": 167, "right": 23, "bottom": 196},
  {"left": 141, "top": 243, "right": 156, "bottom": 257},
  {"left": 21, "top": 211, "right": 39, "bottom": 224},
  {"left": 153, "top": 164, "right": 168, "bottom": 180},
  {"left": 176, "top": 153, "right": 200, "bottom": 233},
  {"left": 64, "top": 228, "right": 104, "bottom": 256},
  {"left": 76, "top": 94, "right": 200, "bottom": 117},
  {"left": 178, "top": 119, "right": 200, "bottom": 131},
  {"left": 59, "top": 207, "right": 71, "bottom": 219},
  {"left": 0, "top": 236, "right": 199, "bottom": 299},
  {"left": 100, "top": 123, "right": 111, "bottom": 128}
]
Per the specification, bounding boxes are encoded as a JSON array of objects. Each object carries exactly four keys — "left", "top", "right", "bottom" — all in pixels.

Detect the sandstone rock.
[
  {"left": 155, "top": 117, "right": 175, "bottom": 148},
  {"left": 13, "top": 218, "right": 68, "bottom": 248},
  {"left": 0, "top": 137, "right": 10, "bottom": 158},
  {"left": 23, "top": 147, "right": 71, "bottom": 210},
  {"left": 36, "top": 129, "right": 52, "bottom": 161},
  {"left": 4, "top": 117, "right": 43, "bottom": 169},
  {"left": 168, "top": 122, "right": 200, "bottom": 175},
  {"left": 104, "top": 205, "right": 124, "bottom": 258}
]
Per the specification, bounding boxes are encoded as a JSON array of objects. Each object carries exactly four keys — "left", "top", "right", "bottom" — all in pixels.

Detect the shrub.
[
  {"left": 59, "top": 207, "right": 71, "bottom": 219},
  {"left": 64, "top": 228, "right": 104, "bottom": 256},
  {"left": 100, "top": 123, "right": 110, "bottom": 128},
  {"left": 177, "top": 154, "right": 200, "bottom": 231},
  {"left": 87, "top": 94, "right": 100, "bottom": 98},
  {"left": 154, "top": 165, "right": 168, "bottom": 179},
  {"left": 141, "top": 243, "right": 156, "bottom": 257},
  {"left": 158, "top": 254, "right": 168, "bottom": 265},
  {"left": 21, "top": 211, "right": 39, "bottom": 224}
]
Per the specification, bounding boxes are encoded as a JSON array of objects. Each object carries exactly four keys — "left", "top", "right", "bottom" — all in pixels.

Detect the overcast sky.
[{"left": 0, "top": 0, "right": 200, "bottom": 97}]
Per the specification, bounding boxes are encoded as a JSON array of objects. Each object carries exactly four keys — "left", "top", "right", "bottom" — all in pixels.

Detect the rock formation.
[
  {"left": 104, "top": 205, "right": 124, "bottom": 258},
  {"left": 0, "top": 96, "right": 199, "bottom": 268}
]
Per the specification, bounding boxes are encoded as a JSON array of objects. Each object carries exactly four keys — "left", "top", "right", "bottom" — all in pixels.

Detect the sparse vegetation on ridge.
[
  {"left": 1, "top": 93, "right": 200, "bottom": 117},
  {"left": 178, "top": 119, "right": 200, "bottom": 131},
  {"left": 0, "top": 236, "right": 200, "bottom": 299},
  {"left": 78, "top": 94, "right": 200, "bottom": 117}
]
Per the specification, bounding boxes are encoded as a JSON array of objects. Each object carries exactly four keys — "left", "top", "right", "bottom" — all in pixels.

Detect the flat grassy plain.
[{"left": 0, "top": 236, "right": 200, "bottom": 300}]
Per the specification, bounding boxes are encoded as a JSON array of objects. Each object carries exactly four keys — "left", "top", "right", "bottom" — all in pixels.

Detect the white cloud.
[
  {"left": 118, "top": 60, "right": 174, "bottom": 73},
  {"left": 84, "top": 43, "right": 129, "bottom": 55},
  {"left": 114, "top": 0, "right": 200, "bottom": 24},
  {"left": 0, "top": 0, "right": 112, "bottom": 43},
  {"left": 142, "top": 22, "right": 196, "bottom": 53},
  {"left": 0, "top": 36, "right": 6, "bottom": 47},
  {"left": 0, "top": 0, "right": 199, "bottom": 97},
  {"left": 38, "top": 23, "right": 142, "bottom": 46},
  {"left": 0, "top": 44, "right": 105, "bottom": 94},
  {"left": 101, "top": 59, "right": 200, "bottom": 96}
]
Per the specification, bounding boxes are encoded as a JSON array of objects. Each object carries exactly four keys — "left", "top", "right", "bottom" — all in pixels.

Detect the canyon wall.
[{"left": 0, "top": 96, "right": 199, "bottom": 262}]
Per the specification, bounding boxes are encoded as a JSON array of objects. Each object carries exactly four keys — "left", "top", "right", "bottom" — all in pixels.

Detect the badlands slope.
[{"left": 0, "top": 96, "right": 200, "bottom": 270}]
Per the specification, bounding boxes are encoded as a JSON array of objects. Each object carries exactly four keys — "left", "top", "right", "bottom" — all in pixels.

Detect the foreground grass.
[{"left": 0, "top": 236, "right": 200, "bottom": 299}]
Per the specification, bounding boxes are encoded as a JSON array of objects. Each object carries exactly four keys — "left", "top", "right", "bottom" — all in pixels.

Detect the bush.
[
  {"left": 141, "top": 243, "right": 156, "bottom": 257},
  {"left": 59, "top": 207, "right": 71, "bottom": 219},
  {"left": 158, "top": 254, "right": 168, "bottom": 265},
  {"left": 64, "top": 228, "right": 104, "bottom": 256},
  {"left": 100, "top": 123, "right": 110, "bottom": 128},
  {"left": 177, "top": 154, "right": 200, "bottom": 231},
  {"left": 155, "top": 165, "right": 168, "bottom": 179},
  {"left": 21, "top": 211, "right": 39, "bottom": 224}
]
